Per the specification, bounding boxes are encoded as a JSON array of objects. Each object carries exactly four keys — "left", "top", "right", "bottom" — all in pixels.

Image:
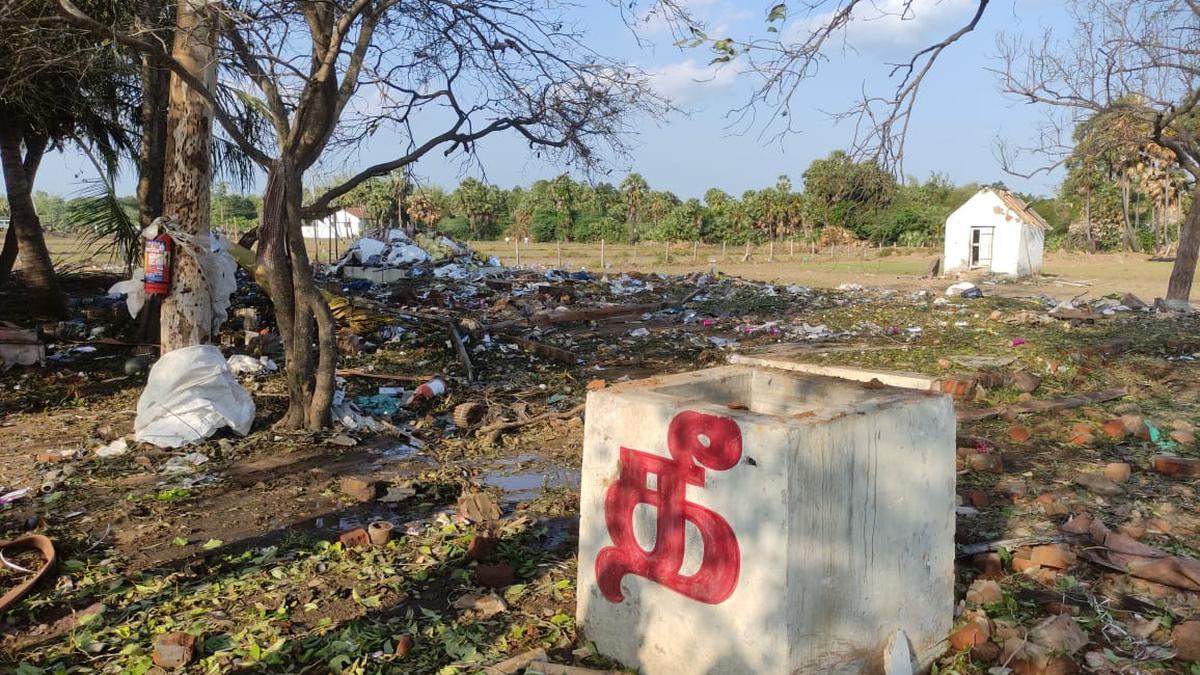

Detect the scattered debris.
[{"left": 152, "top": 631, "right": 197, "bottom": 669}]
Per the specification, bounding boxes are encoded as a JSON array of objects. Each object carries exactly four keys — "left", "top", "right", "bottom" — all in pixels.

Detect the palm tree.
[
  {"left": 0, "top": 0, "right": 136, "bottom": 315},
  {"left": 620, "top": 173, "right": 649, "bottom": 243}
]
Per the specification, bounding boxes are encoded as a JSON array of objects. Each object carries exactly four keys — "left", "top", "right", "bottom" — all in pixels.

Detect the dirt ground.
[{"left": 2, "top": 240, "right": 1199, "bottom": 673}]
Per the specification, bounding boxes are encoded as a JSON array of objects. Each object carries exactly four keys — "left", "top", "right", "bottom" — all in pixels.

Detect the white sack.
[{"left": 135, "top": 345, "right": 255, "bottom": 448}]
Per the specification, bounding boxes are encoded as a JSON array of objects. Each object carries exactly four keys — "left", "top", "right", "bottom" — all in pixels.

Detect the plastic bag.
[
  {"left": 134, "top": 345, "right": 255, "bottom": 448},
  {"left": 108, "top": 268, "right": 148, "bottom": 318}
]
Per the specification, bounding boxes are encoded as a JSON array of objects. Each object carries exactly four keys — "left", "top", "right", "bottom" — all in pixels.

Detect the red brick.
[
  {"left": 1030, "top": 544, "right": 1076, "bottom": 570},
  {"left": 1103, "top": 462, "right": 1131, "bottom": 482},
  {"left": 153, "top": 632, "right": 196, "bottom": 669},
  {"left": 1012, "top": 558, "right": 1041, "bottom": 574},
  {"left": 1101, "top": 419, "right": 1127, "bottom": 439},
  {"left": 1170, "top": 429, "right": 1196, "bottom": 446},
  {"left": 338, "top": 527, "right": 371, "bottom": 549},
  {"left": 467, "top": 533, "right": 499, "bottom": 560},
  {"left": 1153, "top": 455, "right": 1200, "bottom": 477},
  {"left": 967, "top": 452, "right": 1004, "bottom": 473},
  {"left": 949, "top": 617, "right": 991, "bottom": 651},
  {"left": 1173, "top": 621, "right": 1200, "bottom": 661},
  {"left": 973, "top": 552, "right": 1004, "bottom": 579},
  {"left": 475, "top": 563, "right": 516, "bottom": 588},
  {"left": 965, "top": 579, "right": 1003, "bottom": 605},
  {"left": 964, "top": 489, "right": 989, "bottom": 508},
  {"left": 1008, "top": 425, "right": 1032, "bottom": 443}
]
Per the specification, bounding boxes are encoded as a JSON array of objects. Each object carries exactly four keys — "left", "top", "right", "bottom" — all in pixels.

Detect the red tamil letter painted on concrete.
[{"left": 596, "top": 410, "right": 742, "bottom": 604}]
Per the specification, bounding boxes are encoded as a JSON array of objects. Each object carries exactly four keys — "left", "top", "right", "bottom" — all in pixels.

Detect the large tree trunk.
[
  {"left": 0, "top": 127, "right": 66, "bottom": 317},
  {"left": 259, "top": 162, "right": 337, "bottom": 430},
  {"left": 1166, "top": 183, "right": 1200, "bottom": 303},
  {"left": 159, "top": 0, "right": 216, "bottom": 351}
]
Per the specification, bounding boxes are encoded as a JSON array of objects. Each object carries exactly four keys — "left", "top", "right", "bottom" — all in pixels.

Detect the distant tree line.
[
  {"left": 316, "top": 151, "right": 1054, "bottom": 248},
  {"left": 29, "top": 141, "right": 1192, "bottom": 254}
]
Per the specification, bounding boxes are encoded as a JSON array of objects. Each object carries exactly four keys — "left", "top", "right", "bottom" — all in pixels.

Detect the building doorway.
[{"left": 970, "top": 227, "right": 994, "bottom": 268}]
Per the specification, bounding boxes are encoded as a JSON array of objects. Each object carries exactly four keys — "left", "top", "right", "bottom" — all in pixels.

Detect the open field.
[{"left": 45, "top": 231, "right": 1182, "bottom": 303}]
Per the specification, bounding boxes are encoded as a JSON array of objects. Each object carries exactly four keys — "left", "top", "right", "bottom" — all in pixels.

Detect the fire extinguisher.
[{"left": 144, "top": 232, "right": 173, "bottom": 295}]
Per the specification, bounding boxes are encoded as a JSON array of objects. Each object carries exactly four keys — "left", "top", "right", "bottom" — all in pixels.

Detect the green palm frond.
[{"left": 74, "top": 151, "right": 140, "bottom": 274}]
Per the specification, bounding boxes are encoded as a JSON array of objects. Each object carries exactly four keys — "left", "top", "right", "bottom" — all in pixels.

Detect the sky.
[{"left": 34, "top": 0, "right": 1072, "bottom": 201}]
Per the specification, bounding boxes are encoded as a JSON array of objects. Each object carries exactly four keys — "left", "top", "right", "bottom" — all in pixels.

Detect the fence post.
[
  {"left": 665, "top": 239, "right": 671, "bottom": 263},
  {"left": 557, "top": 239, "right": 563, "bottom": 268},
  {"left": 693, "top": 240, "right": 698, "bottom": 262},
  {"left": 722, "top": 241, "right": 727, "bottom": 261},
  {"left": 769, "top": 239, "right": 774, "bottom": 262},
  {"left": 600, "top": 239, "right": 606, "bottom": 269},
  {"left": 789, "top": 239, "right": 794, "bottom": 260},
  {"left": 515, "top": 239, "right": 520, "bottom": 267}
]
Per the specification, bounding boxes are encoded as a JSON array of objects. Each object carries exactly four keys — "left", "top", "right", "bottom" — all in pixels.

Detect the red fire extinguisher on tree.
[{"left": 144, "top": 232, "right": 173, "bottom": 295}]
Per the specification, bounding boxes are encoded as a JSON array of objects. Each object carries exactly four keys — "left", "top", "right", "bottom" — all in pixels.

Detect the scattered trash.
[
  {"left": 94, "top": 438, "right": 129, "bottom": 458},
  {"left": 406, "top": 377, "right": 447, "bottom": 407},
  {"left": 0, "top": 534, "right": 56, "bottom": 612},
  {"left": 453, "top": 592, "right": 507, "bottom": 618},
  {"left": 226, "top": 354, "right": 277, "bottom": 376},
  {"left": 161, "top": 452, "right": 210, "bottom": 475},
  {"left": 0, "top": 325, "right": 45, "bottom": 369},
  {"left": 367, "top": 520, "right": 394, "bottom": 546},
  {"left": 945, "top": 281, "right": 976, "bottom": 296}
]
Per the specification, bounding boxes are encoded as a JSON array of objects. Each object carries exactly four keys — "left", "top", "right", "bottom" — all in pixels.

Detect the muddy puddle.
[{"left": 478, "top": 453, "right": 580, "bottom": 504}]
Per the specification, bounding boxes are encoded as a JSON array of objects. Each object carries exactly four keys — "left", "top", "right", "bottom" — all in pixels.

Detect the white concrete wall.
[
  {"left": 301, "top": 211, "right": 363, "bottom": 239},
  {"left": 577, "top": 366, "right": 956, "bottom": 674},
  {"left": 1017, "top": 225, "right": 1044, "bottom": 276},
  {"left": 943, "top": 190, "right": 1044, "bottom": 277}
]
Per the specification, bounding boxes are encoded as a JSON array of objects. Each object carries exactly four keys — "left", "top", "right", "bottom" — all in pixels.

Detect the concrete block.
[
  {"left": 577, "top": 366, "right": 956, "bottom": 674},
  {"left": 729, "top": 348, "right": 941, "bottom": 391},
  {"left": 340, "top": 266, "right": 409, "bottom": 283}
]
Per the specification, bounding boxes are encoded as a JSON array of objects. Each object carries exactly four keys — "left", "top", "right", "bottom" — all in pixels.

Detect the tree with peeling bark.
[
  {"left": 994, "top": 0, "right": 1200, "bottom": 303},
  {"left": 0, "top": 1, "right": 135, "bottom": 316},
  {"left": 54, "top": 0, "right": 667, "bottom": 430},
  {"left": 157, "top": 0, "right": 218, "bottom": 352}
]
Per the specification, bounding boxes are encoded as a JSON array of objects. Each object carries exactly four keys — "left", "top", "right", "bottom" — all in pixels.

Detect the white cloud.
[
  {"left": 639, "top": 0, "right": 754, "bottom": 39},
  {"left": 786, "top": 0, "right": 980, "bottom": 54},
  {"left": 647, "top": 58, "right": 739, "bottom": 105}
]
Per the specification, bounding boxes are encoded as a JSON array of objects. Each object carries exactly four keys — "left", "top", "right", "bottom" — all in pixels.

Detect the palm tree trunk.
[
  {"left": 0, "top": 127, "right": 66, "bottom": 317},
  {"left": 133, "top": 0, "right": 171, "bottom": 229}
]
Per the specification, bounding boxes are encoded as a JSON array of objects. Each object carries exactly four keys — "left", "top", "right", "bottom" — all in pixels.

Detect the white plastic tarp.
[
  {"left": 351, "top": 237, "right": 388, "bottom": 263},
  {"left": 134, "top": 345, "right": 255, "bottom": 448}
]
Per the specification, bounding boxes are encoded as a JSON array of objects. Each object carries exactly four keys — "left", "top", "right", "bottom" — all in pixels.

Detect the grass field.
[{"left": 42, "top": 230, "right": 1181, "bottom": 302}]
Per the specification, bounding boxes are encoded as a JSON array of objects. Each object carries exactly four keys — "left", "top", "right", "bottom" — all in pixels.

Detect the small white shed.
[
  {"left": 943, "top": 188, "right": 1046, "bottom": 277},
  {"left": 301, "top": 207, "right": 365, "bottom": 239}
]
